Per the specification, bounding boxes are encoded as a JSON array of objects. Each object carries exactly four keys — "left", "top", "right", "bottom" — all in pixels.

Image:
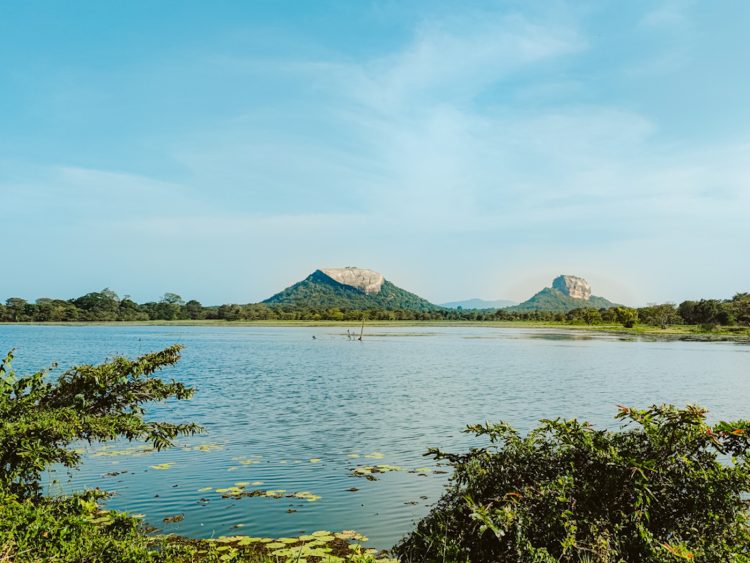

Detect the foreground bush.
[
  {"left": 0, "top": 488, "right": 207, "bottom": 562},
  {"left": 394, "top": 405, "right": 750, "bottom": 562},
  {"left": 0, "top": 345, "right": 202, "bottom": 498},
  {"left": 0, "top": 346, "right": 205, "bottom": 561}
]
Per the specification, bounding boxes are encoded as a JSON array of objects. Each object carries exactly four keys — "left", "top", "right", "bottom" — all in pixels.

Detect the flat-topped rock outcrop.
[
  {"left": 552, "top": 275, "right": 592, "bottom": 300},
  {"left": 320, "top": 267, "right": 384, "bottom": 294}
]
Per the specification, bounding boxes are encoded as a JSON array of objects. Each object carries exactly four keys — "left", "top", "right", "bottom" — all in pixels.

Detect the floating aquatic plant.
[
  {"left": 182, "top": 443, "right": 223, "bottom": 452},
  {"left": 205, "top": 529, "right": 395, "bottom": 562},
  {"left": 149, "top": 463, "right": 174, "bottom": 470},
  {"left": 351, "top": 464, "right": 402, "bottom": 479},
  {"left": 291, "top": 491, "right": 321, "bottom": 502},
  {"left": 92, "top": 446, "right": 155, "bottom": 457},
  {"left": 213, "top": 483, "right": 322, "bottom": 502},
  {"left": 162, "top": 513, "right": 184, "bottom": 523}
]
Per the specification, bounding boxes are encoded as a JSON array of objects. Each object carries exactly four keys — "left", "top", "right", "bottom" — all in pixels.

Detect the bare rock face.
[
  {"left": 552, "top": 275, "right": 592, "bottom": 300},
  {"left": 321, "top": 267, "right": 384, "bottom": 294}
]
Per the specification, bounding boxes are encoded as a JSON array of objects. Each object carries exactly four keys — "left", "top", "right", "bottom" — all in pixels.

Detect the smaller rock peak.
[
  {"left": 552, "top": 275, "right": 591, "bottom": 300},
  {"left": 320, "top": 267, "right": 385, "bottom": 294}
]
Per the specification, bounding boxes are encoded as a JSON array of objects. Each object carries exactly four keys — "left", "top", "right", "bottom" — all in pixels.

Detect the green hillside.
[
  {"left": 263, "top": 270, "right": 440, "bottom": 311},
  {"left": 506, "top": 287, "right": 618, "bottom": 313}
]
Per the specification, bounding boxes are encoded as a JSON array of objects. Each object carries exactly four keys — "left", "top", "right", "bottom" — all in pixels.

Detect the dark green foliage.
[
  {"left": 507, "top": 287, "right": 618, "bottom": 313},
  {"left": 1, "top": 287, "right": 749, "bottom": 329},
  {"left": 637, "top": 304, "right": 681, "bottom": 328},
  {"left": 0, "top": 488, "right": 210, "bottom": 562},
  {"left": 677, "top": 299, "right": 734, "bottom": 327},
  {"left": 394, "top": 405, "right": 750, "bottom": 562},
  {"left": 565, "top": 308, "right": 602, "bottom": 325},
  {"left": 0, "top": 345, "right": 202, "bottom": 498},
  {"left": 612, "top": 306, "right": 638, "bottom": 328},
  {"left": 262, "top": 270, "right": 440, "bottom": 311},
  {"left": 72, "top": 288, "right": 121, "bottom": 321},
  {"left": 731, "top": 293, "right": 750, "bottom": 326}
]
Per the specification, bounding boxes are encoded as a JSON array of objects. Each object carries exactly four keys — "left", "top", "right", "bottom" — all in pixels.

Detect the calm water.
[{"left": 1, "top": 325, "right": 748, "bottom": 548}]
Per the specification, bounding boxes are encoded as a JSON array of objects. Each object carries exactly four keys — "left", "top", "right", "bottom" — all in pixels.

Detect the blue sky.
[{"left": 2, "top": 0, "right": 749, "bottom": 305}]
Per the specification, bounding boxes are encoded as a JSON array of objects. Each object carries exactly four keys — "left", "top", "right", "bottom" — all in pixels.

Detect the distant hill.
[
  {"left": 263, "top": 267, "right": 440, "bottom": 311},
  {"left": 441, "top": 298, "right": 518, "bottom": 310},
  {"left": 506, "top": 275, "right": 619, "bottom": 313}
]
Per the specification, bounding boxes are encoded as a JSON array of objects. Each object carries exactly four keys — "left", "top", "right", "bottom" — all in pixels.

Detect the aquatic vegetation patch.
[
  {"left": 182, "top": 442, "right": 223, "bottom": 452},
  {"left": 91, "top": 446, "right": 156, "bottom": 457},
  {"left": 290, "top": 491, "right": 321, "bottom": 502},
  {"left": 213, "top": 482, "right": 321, "bottom": 502},
  {"left": 149, "top": 462, "right": 174, "bottom": 470},
  {"left": 351, "top": 464, "right": 402, "bottom": 479},
  {"left": 202, "top": 529, "right": 396, "bottom": 562},
  {"left": 102, "top": 470, "right": 128, "bottom": 477},
  {"left": 363, "top": 452, "right": 385, "bottom": 459},
  {"left": 233, "top": 455, "right": 263, "bottom": 465}
]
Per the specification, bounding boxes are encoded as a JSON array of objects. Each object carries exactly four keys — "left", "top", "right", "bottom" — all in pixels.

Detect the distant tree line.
[{"left": 1, "top": 288, "right": 749, "bottom": 329}]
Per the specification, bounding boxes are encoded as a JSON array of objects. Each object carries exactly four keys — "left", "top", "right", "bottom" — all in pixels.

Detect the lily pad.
[
  {"left": 93, "top": 446, "right": 155, "bottom": 458},
  {"left": 150, "top": 463, "right": 174, "bottom": 470},
  {"left": 183, "top": 443, "right": 223, "bottom": 452},
  {"left": 162, "top": 513, "right": 184, "bottom": 524},
  {"left": 266, "top": 542, "right": 287, "bottom": 549},
  {"left": 290, "top": 491, "right": 321, "bottom": 502},
  {"left": 352, "top": 464, "right": 401, "bottom": 478},
  {"left": 335, "top": 530, "right": 368, "bottom": 542}
]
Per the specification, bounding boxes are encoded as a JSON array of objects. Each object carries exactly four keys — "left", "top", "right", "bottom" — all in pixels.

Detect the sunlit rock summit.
[
  {"left": 508, "top": 275, "right": 618, "bottom": 313},
  {"left": 552, "top": 275, "right": 591, "bottom": 300},
  {"left": 320, "top": 267, "right": 384, "bottom": 294},
  {"left": 263, "top": 267, "right": 439, "bottom": 311}
]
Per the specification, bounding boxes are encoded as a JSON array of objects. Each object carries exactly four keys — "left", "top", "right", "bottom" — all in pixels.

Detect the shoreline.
[{"left": 2, "top": 320, "right": 749, "bottom": 343}]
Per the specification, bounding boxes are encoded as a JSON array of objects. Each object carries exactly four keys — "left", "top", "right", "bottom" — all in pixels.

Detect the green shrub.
[
  {"left": 394, "top": 405, "right": 750, "bottom": 562},
  {"left": 0, "top": 488, "right": 209, "bottom": 562},
  {"left": 0, "top": 345, "right": 201, "bottom": 498},
  {"left": 0, "top": 346, "right": 207, "bottom": 561}
]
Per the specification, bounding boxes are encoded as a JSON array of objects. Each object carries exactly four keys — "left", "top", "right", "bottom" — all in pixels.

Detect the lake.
[{"left": 1, "top": 324, "right": 748, "bottom": 549}]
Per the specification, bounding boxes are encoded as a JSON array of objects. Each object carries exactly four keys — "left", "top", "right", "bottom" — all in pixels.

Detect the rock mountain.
[
  {"left": 508, "top": 275, "right": 617, "bottom": 313},
  {"left": 263, "top": 267, "right": 439, "bottom": 311}
]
